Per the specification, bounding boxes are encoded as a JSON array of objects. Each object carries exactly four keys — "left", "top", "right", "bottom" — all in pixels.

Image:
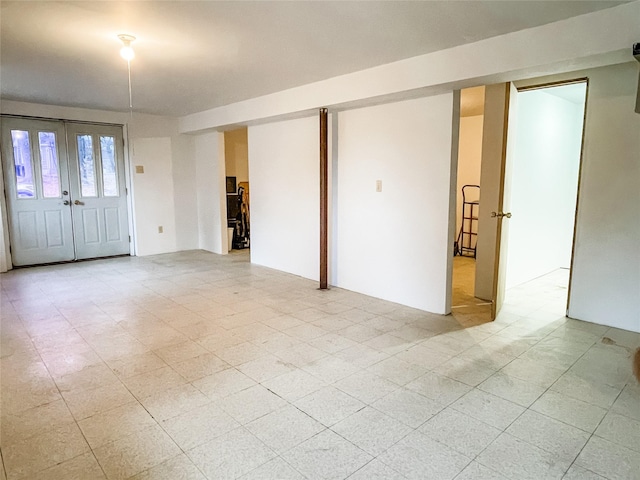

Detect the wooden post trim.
[{"left": 319, "top": 108, "right": 328, "bottom": 289}]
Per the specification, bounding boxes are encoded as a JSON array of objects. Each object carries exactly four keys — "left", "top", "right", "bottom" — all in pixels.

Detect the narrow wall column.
[{"left": 320, "top": 108, "right": 328, "bottom": 289}]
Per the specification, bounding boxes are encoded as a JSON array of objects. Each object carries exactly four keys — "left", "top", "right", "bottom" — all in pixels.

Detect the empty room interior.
[{"left": 1, "top": 2, "right": 639, "bottom": 480}]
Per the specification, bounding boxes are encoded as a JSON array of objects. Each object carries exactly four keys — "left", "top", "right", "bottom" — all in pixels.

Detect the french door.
[{"left": 1, "top": 117, "right": 130, "bottom": 266}]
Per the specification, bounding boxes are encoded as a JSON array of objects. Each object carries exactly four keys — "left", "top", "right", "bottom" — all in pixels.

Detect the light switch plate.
[
  {"left": 376, "top": 180, "right": 382, "bottom": 192},
  {"left": 135, "top": 165, "right": 144, "bottom": 174}
]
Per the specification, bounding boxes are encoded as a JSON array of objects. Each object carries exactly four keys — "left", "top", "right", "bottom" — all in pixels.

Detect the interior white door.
[
  {"left": 66, "top": 123, "right": 130, "bottom": 260},
  {"left": 1, "top": 117, "right": 75, "bottom": 266},
  {"left": 492, "top": 82, "right": 519, "bottom": 318}
]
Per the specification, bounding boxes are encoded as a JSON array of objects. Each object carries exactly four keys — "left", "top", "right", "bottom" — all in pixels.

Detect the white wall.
[
  {"left": 334, "top": 95, "right": 456, "bottom": 313},
  {"left": 248, "top": 116, "right": 319, "bottom": 280},
  {"left": 172, "top": 135, "right": 198, "bottom": 251},
  {"left": 194, "top": 132, "right": 227, "bottom": 254},
  {"left": 505, "top": 86, "right": 584, "bottom": 288},
  {"left": 131, "top": 138, "right": 177, "bottom": 255},
  {"left": 455, "top": 115, "right": 483, "bottom": 241},
  {"left": 563, "top": 64, "right": 640, "bottom": 331}
]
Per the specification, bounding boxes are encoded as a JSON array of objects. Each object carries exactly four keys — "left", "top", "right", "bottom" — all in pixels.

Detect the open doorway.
[
  {"left": 224, "top": 128, "right": 250, "bottom": 252},
  {"left": 501, "top": 81, "right": 587, "bottom": 318},
  {"left": 451, "top": 86, "right": 492, "bottom": 323}
]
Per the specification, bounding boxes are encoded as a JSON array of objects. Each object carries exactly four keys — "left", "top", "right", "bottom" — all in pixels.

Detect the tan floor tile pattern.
[{"left": 1, "top": 251, "right": 639, "bottom": 479}]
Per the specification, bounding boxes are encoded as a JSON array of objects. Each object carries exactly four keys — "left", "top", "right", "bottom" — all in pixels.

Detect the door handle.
[
  {"left": 491, "top": 212, "right": 512, "bottom": 218},
  {"left": 74, "top": 200, "right": 85, "bottom": 206},
  {"left": 63, "top": 200, "right": 70, "bottom": 206}
]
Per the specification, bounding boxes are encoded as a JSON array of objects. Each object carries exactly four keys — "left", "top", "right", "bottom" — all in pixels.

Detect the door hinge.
[
  {"left": 128, "top": 235, "right": 131, "bottom": 243},
  {"left": 125, "top": 187, "right": 128, "bottom": 195}
]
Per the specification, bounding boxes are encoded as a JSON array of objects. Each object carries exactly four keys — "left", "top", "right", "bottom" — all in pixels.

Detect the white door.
[
  {"left": 492, "top": 82, "right": 518, "bottom": 318},
  {"left": 66, "top": 123, "right": 130, "bottom": 260},
  {"left": 1, "top": 117, "right": 75, "bottom": 265},
  {"left": 1, "top": 118, "right": 130, "bottom": 266}
]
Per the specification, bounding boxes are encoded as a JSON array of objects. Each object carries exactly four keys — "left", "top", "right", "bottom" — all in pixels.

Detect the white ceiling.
[{"left": 0, "top": 1, "right": 627, "bottom": 117}]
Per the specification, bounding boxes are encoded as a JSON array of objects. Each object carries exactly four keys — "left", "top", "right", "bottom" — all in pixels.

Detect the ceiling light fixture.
[
  {"left": 118, "top": 34, "right": 136, "bottom": 61},
  {"left": 117, "top": 34, "right": 136, "bottom": 113}
]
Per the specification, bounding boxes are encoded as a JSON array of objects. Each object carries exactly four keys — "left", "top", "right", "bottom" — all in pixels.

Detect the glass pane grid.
[
  {"left": 77, "top": 134, "right": 97, "bottom": 197},
  {"left": 100, "top": 136, "right": 118, "bottom": 196},
  {"left": 11, "top": 130, "right": 35, "bottom": 199},
  {"left": 38, "top": 131, "right": 61, "bottom": 198}
]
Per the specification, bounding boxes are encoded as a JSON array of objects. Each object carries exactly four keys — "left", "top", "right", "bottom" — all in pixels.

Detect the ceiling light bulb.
[
  {"left": 117, "top": 34, "right": 136, "bottom": 61},
  {"left": 120, "top": 45, "right": 135, "bottom": 61}
]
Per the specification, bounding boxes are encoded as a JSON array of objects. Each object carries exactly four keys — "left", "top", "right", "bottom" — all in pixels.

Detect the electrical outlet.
[
  {"left": 135, "top": 165, "right": 144, "bottom": 174},
  {"left": 376, "top": 180, "right": 382, "bottom": 192},
  {"left": 158, "top": 226, "right": 163, "bottom": 233}
]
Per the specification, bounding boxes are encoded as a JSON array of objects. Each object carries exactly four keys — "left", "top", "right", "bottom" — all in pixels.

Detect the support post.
[{"left": 319, "top": 108, "right": 328, "bottom": 289}]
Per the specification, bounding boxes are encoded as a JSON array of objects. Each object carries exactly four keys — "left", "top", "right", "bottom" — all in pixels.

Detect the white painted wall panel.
[
  {"left": 334, "top": 95, "right": 455, "bottom": 313},
  {"left": 194, "top": 132, "right": 227, "bottom": 254},
  {"left": 131, "top": 137, "right": 177, "bottom": 255},
  {"left": 248, "top": 117, "right": 319, "bottom": 280},
  {"left": 567, "top": 64, "right": 640, "bottom": 332}
]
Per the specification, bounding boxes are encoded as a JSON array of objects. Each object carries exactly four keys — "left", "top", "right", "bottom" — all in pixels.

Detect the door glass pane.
[
  {"left": 11, "top": 130, "right": 35, "bottom": 198},
  {"left": 100, "top": 136, "right": 118, "bottom": 196},
  {"left": 77, "top": 135, "right": 96, "bottom": 197},
  {"left": 38, "top": 132, "right": 61, "bottom": 198}
]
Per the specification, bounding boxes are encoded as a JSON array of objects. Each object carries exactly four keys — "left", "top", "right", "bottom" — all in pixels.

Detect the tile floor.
[{"left": 1, "top": 250, "right": 639, "bottom": 480}]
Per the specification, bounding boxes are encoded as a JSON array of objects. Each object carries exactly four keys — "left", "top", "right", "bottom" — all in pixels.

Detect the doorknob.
[
  {"left": 491, "top": 211, "right": 512, "bottom": 218},
  {"left": 74, "top": 200, "right": 84, "bottom": 206},
  {"left": 63, "top": 200, "right": 70, "bottom": 206}
]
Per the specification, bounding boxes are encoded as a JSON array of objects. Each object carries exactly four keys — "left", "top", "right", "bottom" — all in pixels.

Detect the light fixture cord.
[{"left": 127, "top": 58, "right": 133, "bottom": 118}]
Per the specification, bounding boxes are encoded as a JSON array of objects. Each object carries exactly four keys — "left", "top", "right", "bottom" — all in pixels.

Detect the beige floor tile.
[
  {"left": 262, "top": 368, "right": 327, "bottom": 401},
  {"left": 282, "top": 429, "right": 372, "bottom": 480},
  {"left": 187, "top": 427, "right": 276, "bottom": 480},
  {"left": 478, "top": 371, "right": 546, "bottom": 407},
  {"left": 78, "top": 402, "right": 157, "bottom": 448},
  {"left": 121, "top": 366, "right": 188, "bottom": 399},
  {"left": 576, "top": 436, "right": 640, "bottom": 480},
  {"left": 161, "top": 402, "right": 239, "bottom": 450},
  {"left": 549, "top": 372, "right": 622, "bottom": 409},
  {"left": 405, "top": 372, "right": 472, "bottom": 406},
  {"left": 505, "top": 410, "right": 589, "bottom": 461},
  {"left": 301, "top": 355, "right": 361, "bottom": 384},
  {"left": 192, "top": 367, "right": 256, "bottom": 400},
  {"left": 367, "top": 356, "right": 428, "bottom": 386},
  {"left": 106, "top": 352, "right": 168, "bottom": 379},
  {"left": 531, "top": 390, "right": 607, "bottom": 433},
  {"left": 217, "top": 384, "right": 288, "bottom": 424},
  {"left": 54, "top": 363, "right": 121, "bottom": 393},
  {"left": 246, "top": 405, "right": 325, "bottom": 453},
  {"left": 476, "top": 433, "right": 570, "bottom": 480},
  {"left": 172, "top": 352, "right": 230, "bottom": 382},
  {"left": 372, "top": 388, "right": 443, "bottom": 428},
  {"left": 452, "top": 389, "right": 525, "bottom": 430},
  {"left": 128, "top": 454, "right": 206, "bottom": 480},
  {"left": 334, "top": 371, "right": 399, "bottom": 404},
  {"left": 239, "top": 457, "right": 304, "bottom": 480},
  {"left": 347, "top": 459, "right": 407, "bottom": 480},
  {"left": 332, "top": 407, "right": 412, "bottom": 456},
  {"left": 378, "top": 430, "right": 471, "bottom": 480},
  {"left": 3, "top": 423, "right": 90, "bottom": 480},
  {"left": 139, "top": 383, "right": 211, "bottom": 422},
  {"left": 29, "top": 452, "right": 106, "bottom": 480},
  {"left": 238, "top": 353, "right": 297, "bottom": 382},
  {"left": 294, "top": 386, "right": 366, "bottom": 427},
  {"left": 1, "top": 398, "right": 75, "bottom": 445},
  {"left": 420, "top": 407, "right": 501, "bottom": 458},
  {"left": 594, "top": 411, "right": 640, "bottom": 453},
  {"left": 62, "top": 382, "right": 136, "bottom": 420},
  {"left": 153, "top": 341, "right": 209, "bottom": 365},
  {"left": 455, "top": 461, "right": 508, "bottom": 480},
  {"left": 93, "top": 425, "right": 181, "bottom": 480}
]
